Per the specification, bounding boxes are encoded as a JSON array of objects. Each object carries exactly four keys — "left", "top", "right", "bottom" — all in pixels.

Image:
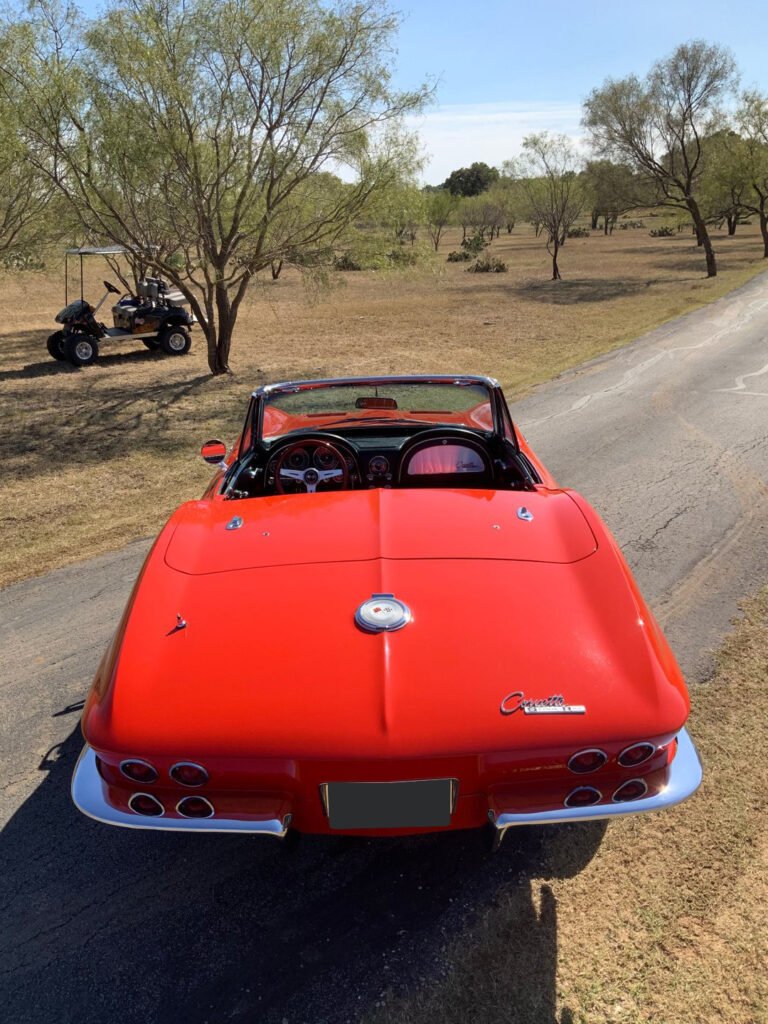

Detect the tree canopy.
[{"left": 441, "top": 161, "right": 499, "bottom": 197}]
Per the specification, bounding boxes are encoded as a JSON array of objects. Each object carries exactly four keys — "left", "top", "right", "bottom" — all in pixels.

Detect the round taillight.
[
  {"left": 177, "top": 796, "right": 214, "bottom": 818},
  {"left": 170, "top": 762, "right": 209, "bottom": 787},
  {"left": 564, "top": 786, "right": 602, "bottom": 808},
  {"left": 618, "top": 742, "right": 655, "bottom": 768},
  {"left": 120, "top": 759, "right": 158, "bottom": 784},
  {"left": 128, "top": 792, "right": 164, "bottom": 816},
  {"left": 613, "top": 778, "right": 649, "bottom": 802},
  {"left": 567, "top": 748, "right": 607, "bottom": 774}
]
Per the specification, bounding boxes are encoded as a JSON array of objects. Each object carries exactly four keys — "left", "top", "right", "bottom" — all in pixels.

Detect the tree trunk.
[
  {"left": 603, "top": 216, "right": 609, "bottom": 236},
  {"left": 271, "top": 259, "right": 283, "bottom": 280},
  {"left": 206, "top": 280, "right": 236, "bottom": 374},
  {"left": 726, "top": 214, "right": 737, "bottom": 236},
  {"left": 591, "top": 209, "right": 599, "bottom": 230},
  {"left": 551, "top": 239, "right": 561, "bottom": 280},
  {"left": 687, "top": 199, "right": 716, "bottom": 277},
  {"left": 760, "top": 210, "right": 768, "bottom": 258}
]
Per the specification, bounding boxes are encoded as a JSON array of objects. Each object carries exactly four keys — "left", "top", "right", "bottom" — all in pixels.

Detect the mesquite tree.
[
  {"left": 4, "top": 0, "right": 427, "bottom": 374},
  {"left": 0, "top": 33, "right": 59, "bottom": 255},
  {"left": 424, "top": 189, "right": 455, "bottom": 251},
  {"left": 583, "top": 40, "right": 738, "bottom": 278},
  {"left": 506, "top": 133, "right": 583, "bottom": 281},
  {"left": 735, "top": 92, "right": 768, "bottom": 258}
]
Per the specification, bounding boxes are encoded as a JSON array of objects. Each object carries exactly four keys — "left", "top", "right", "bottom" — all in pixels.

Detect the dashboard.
[{"left": 232, "top": 428, "right": 532, "bottom": 497}]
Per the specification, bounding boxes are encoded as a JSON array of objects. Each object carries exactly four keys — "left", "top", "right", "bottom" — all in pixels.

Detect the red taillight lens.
[
  {"left": 613, "top": 779, "right": 649, "bottom": 802},
  {"left": 128, "top": 793, "right": 164, "bottom": 816},
  {"left": 618, "top": 742, "right": 655, "bottom": 768},
  {"left": 170, "top": 762, "right": 209, "bottom": 787},
  {"left": 177, "top": 796, "right": 214, "bottom": 818},
  {"left": 564, "top": 786, "right": 602, "bottom": 808},
  {"left": 567, "top": 748, "right": 607, "bottom": 774},
  {"left": 120, "top": 759, "right": 158, "bottom": 784}
]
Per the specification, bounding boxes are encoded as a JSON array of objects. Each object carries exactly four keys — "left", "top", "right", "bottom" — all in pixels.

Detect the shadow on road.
[{"left": 1, "top": 722, "right": 606, "bottom": 1024}]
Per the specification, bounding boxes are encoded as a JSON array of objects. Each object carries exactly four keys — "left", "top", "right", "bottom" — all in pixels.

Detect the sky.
[
  {"left": 391, "top": 0, "right": 768, "bottom": 183},
  {"left": 73, "top": 0, "right": 768, "bottom": 185}
]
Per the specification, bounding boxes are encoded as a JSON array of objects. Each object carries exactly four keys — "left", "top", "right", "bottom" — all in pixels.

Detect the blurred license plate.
[{"left": 325, "top": 779, "right": 454, "bottom": 830}]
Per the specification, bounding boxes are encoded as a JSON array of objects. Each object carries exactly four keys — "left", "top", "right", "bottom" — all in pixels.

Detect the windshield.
[{"left": 260, "top": 380, "right": 495, "bottom": 441}]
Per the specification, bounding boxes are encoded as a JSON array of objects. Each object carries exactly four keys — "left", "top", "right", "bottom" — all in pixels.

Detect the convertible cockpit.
[{"left": 205, "top": 376, "right": 541, "bottom": 499}]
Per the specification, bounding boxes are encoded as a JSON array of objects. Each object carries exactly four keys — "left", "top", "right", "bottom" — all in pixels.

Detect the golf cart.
[{"left": 47, "top": 246, "right": 195, "bottom": 367}]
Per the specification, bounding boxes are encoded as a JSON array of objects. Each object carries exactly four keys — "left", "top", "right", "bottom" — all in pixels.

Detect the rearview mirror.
[{"left": 201, "top": 439, "right": 227, "bottom": 465}]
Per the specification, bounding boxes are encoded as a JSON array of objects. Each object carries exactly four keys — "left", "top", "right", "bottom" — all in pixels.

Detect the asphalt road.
[{"left": 2, "top": 273, "right": 768, "bottom": 1024}]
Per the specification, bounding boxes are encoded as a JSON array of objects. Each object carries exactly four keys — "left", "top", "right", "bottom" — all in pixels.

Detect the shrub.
[
  {"left": 447, "top": 249, "right": 472, "bottom": 262},
  {"left": 567, "top": 226, "right": 590, "bottom": 238},
  {"left": 467, "top": 255, "right": 507, "bottom": 273},
  {"left": 333, "top": 252, "right": 362, "bottom": 271},
  {"left": 649, "top": 225, "right": 675, "bottom": 238},
  {"left": 619, "top": 219, "right": 645, "bottom": 230},
  {"left": 386, "top": 247, "right": 418, "bottom": 267},
  {"left": 460, "top": 232, "right": 487, "bottom": 255}
]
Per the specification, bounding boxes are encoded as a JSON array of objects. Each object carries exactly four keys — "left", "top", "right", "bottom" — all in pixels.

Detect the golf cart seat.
[{"left": 137, "top": 278, "right": 189, "bottom": 307}]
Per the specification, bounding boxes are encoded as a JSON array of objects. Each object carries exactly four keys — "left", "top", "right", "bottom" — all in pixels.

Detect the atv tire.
[
  {"left": 46, "top": 331, "right": 66, "bottom": 361},
  {"left": 64, "top": 334, "right": 99, "bottom": 367},
  {"left": 159, "top": 325, "right": 191, "bottom": 356}
]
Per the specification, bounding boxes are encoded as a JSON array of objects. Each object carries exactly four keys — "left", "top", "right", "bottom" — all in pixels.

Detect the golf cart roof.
[{"left": 65, "top": 245, "right": 129, "bottom": 256}]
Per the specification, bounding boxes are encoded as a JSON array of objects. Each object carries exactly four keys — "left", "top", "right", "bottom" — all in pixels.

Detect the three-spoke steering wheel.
[{"left": 274, "top": 441, "right": 350, "bottom": 494}]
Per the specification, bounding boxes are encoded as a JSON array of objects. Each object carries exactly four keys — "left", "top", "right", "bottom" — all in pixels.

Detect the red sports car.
[{"left": 72, "top": 375, "right": 702, "bottom": 847}]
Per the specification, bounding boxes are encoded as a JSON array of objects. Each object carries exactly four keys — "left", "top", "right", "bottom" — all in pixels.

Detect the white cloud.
[{"left": 407, "top": 101, "right": 585, "bottom": 184}]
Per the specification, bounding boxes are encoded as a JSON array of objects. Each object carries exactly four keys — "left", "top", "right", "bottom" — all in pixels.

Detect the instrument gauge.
[
  {"left": 314, "top": 447, "right": 342, "bottom": 470},
  {"left": 369, "top": 456, "right": 390, "bottom": 476},
  {"left": 286, "top": 447, "right": 310, "bottom": 470}
]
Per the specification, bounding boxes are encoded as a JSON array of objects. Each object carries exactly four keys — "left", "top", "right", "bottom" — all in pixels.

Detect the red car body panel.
[{"left": 73, "top": 375, "right": 701, "bottom": 840}]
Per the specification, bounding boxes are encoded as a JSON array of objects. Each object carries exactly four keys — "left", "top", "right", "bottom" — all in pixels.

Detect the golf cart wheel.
[
  {"left": 46, "top": 331, "right": 66, "bottom": 361},
  {"left": 159, "top": 326, "right": 191, "bottom": 356},
  {"left": 64, "top": 335, "right": 99, "bottom": 367},
  {"left": 142, "top": 338, "right": 160, "bottom": 350}
]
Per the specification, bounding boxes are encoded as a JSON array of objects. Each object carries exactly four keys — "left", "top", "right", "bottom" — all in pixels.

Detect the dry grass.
[
  {"left": 1, "top": 222, "right": 767, "bottom": 589},
  {"left": 370, "top": 589, "right": 768, "bottom": 1024}
]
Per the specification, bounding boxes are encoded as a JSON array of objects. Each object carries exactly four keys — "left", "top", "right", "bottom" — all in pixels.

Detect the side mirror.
[{"left": 201, "top": 439, "right": 227, "bottom": 465}]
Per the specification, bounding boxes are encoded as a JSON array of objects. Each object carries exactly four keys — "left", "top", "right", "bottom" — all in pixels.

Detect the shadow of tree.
[
  {"left": 0, "top": 723, "right": 605, "bottom": 1024},
  {"left": 509, "top": 278, "right": 648, "bottom": 304},
  {"left": 651, "top": 256, "right": 756, "bottom": 273}
]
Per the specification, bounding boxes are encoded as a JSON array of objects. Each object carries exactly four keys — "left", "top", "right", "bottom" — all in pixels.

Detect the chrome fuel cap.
[{"left": 355, "top": 594, "right": 412, "bottom": 633}]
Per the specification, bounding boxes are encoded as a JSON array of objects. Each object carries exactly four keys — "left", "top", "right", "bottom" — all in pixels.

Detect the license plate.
[{"left": 323, "top": 779, "right": 455, "bottom": 830}]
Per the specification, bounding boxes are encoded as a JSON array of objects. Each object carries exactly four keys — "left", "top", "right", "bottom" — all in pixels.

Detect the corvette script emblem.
[{"left": 500, "top": 691, "right": 586, "bottom": 716}]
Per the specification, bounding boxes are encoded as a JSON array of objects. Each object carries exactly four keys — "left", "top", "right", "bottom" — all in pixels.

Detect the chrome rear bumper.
[
  {"left": 489, "top": 727, "right": 702, "bottom": 838},
  {"left": 71, "top": 745, "right": 291, "bottom": 837}
]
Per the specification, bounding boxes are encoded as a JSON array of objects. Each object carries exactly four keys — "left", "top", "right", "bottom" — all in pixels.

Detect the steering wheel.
[
  {"left": 274, "top": 441, "right": 350, "bottom": 494},
  {"left": 103, "top": 280, "right": 121, "bottom": 294}
]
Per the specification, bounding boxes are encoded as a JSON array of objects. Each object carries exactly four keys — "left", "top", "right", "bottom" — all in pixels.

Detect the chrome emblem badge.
[
  {"left": 500, "top": 691, "right": 586, "bottom": 716},
  {"left": 355, "top": 593, "right": 412, "bottom": 633}
]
